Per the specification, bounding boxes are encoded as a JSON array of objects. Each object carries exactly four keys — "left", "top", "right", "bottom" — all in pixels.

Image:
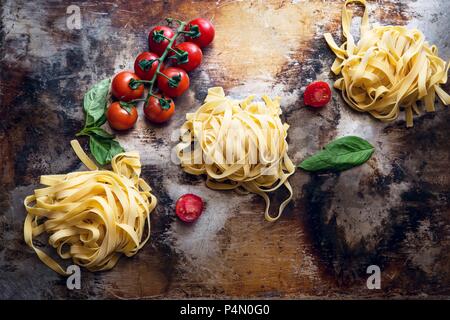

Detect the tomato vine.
[{"left": 123, "top": 18, "right": 197, "bottom": 110}]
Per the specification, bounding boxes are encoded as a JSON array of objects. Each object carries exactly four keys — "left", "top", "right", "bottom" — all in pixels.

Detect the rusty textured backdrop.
[{"left": 0, "top": 0, "right": 449, "bottom": 299}]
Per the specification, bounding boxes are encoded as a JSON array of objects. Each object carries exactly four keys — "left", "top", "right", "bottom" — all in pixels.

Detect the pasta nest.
[
  {"left": 325, "top": 0, "right": 450, "bottom": 127},
  {"left": 24, "top": 141, "right": 157, "bottom": 275},
  {"left": 176, "top": 87, "right": 295, "bottom": 222}
]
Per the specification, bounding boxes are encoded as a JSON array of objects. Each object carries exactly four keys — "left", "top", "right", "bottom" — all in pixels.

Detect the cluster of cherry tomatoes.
[{"left": 106, "top": 18, "right": 215, "bottom": 131}]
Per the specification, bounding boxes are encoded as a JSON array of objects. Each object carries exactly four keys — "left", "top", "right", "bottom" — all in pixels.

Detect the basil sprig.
[
  {"left": 76, "top": 79, "right": 124, "bottom": 165},
  {"left": 299, "top": 136, "right": 374, "bottom": 172}
]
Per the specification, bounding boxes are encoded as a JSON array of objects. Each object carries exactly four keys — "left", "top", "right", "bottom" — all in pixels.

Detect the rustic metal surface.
[{"left": 1, "top": 0, "right": 449, "bottom": 299}]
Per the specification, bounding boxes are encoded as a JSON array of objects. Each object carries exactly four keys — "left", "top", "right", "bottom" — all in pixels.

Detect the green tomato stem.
[
  {"left": 168, "top": 47, "right": 180, "bottom": 55},
  {"left": 149, "top": 92, "right": 161, "bottom": 99},
  {"left": 134, "top": 79, "right": 153, "bottom": 84},
  {"left": 160, "top": 35, "right": 173, "bottom": 42},
  {"left": 178, "top": 30, "right": 196, "bottom": 36},
  {"left": 173, "top": 18, "right": 184, "bottom": 26},
  {"left": 129, "top": 98, "right": 148, "bottom": 103},
  {"left": 156, "top": 71, "right": 171, "bottom": 80}
]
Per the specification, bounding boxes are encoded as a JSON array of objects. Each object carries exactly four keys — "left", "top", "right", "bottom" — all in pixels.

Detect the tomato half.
[
  {"left": 106, "top": 102, "right": 138, "bottom": 130},
  {"left": 175, "top": 194, "right": 204, "bottom": 223},
  {"left": 111, "top": 71, "right": 144, "bottom": 102},
  {"left": 304, "top": 81, "right": 332, "bottom": 108},
  {"left": 157, "top": 67, "right": 190, "bottom": 97},
  {"left": 148, "top": 26, "right": 176, "bottom": 56},
  {"left": 134, "top": 52, "right": 163, "bottom": 81},
  {"left": 184, "top": 18, "right": 215, "bottom": 48},
  {"left": 171, "top": 42, "right": 203, "bottom": 72},
  {"left": 144, "top": 94, "right": 175, "bottom": 123}
]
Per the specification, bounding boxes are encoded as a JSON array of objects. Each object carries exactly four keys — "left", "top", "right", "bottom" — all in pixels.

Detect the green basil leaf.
[
  {"left": 89, "top": 134, "right": 124, "bottom": 166},
  {"left": 77, "top": 78, "right": 125, "bottom": 166},
  {"left": 108, "top": 140, "right": 126, "bottom": 161},
  {"left": 299, "top": 136, "right": 374, "bottom": 172},
  {"left": 84, "top": 127, "right": 115, "bottom": 139},
  {"left": 93, "top": 113, "right": 107, "bottom": 128},
  {"left": 83, "top": 78, "right": 111, "bottom": 128}
]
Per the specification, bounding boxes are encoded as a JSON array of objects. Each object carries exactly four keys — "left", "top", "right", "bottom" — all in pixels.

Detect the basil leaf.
[
  {"left": 75, "top": 78, "right": 126, "bottom": 166},
  {"left": 84, "top": 127, "right": 115, "bottom": 139},
  {"left": 93, "top": 113, "right": 107, "bottom": 128},
  {"left": 83, "top": 78, "right": 111, "bottom": 128},
  {"left": 89, "top": 134, "right": 124, "bottom": 165},
  {"left": 299, "top": 136, "right": 374, "bottom": 172}
]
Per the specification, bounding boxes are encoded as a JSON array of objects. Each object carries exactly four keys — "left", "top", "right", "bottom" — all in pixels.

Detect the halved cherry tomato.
[
  {"left": 134, "top": 52, "right": 163, "bottom": 81},
  {"left": 157, "top": 67, "right": 190, "bottom": 97},
  {"left": 184, "top": 18, "right": 215, "bottom": 48},
  {"left": 111, "top": 71, "right": 144, "bottom": 102},
  {"left": 175, "top": 194, "right": 204, "bottom": 223},
  {"left": 144, "top": 94, "right": 175, "bottom": 123},
  {"left": 304, "top": 81, "right": 332, "bottom": 108},
  {"left": 106, "top": 102, "right": 138, "bottom": 131},
  {"left": 148, "top": 26, "right": 176, "bottom": 56},
  {"left": 171, "top": 42, "right": 203, "bottom": 72}
]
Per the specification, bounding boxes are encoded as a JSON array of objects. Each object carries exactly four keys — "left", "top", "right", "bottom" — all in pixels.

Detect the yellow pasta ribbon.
[
  {"left": 325, "top": 0, "right": 450, "bottom": 127},
  {"left": 176, "top": 87, "right": 295, "bottom": 222},
  {"left": 23, "top": 140, "right": 157, "bottom": 275}
]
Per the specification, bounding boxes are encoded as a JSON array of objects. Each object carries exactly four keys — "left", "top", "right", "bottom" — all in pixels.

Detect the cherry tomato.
[
  {"left": 134, "top": 52, "right": 163, "bottom": 81},
  {"left": 148, "top": 26, "right": 176, "bottom": 56},
  {"left": 111, "top": 71, "right": 144, "bottom": 102},
  {"left": 106, "top": 102, "right": 138, "bottom": 131},
  {"left": 171, "top": 42, "right": 203, "bottom": 72},
  {"left": 144, "top": 94, "right": 175, "bottom": 123},
  {"left": 157, "top": 67, "right": 190, "bottom": 97},
  {"left": 304, "top": 81, "right": 332, "bottom": 108},
  {"left": 175, "top": 194, "right": 204, "bottom": 223},
  {"left": 184, "top": 18, "right": 215, "bottom": 48}
]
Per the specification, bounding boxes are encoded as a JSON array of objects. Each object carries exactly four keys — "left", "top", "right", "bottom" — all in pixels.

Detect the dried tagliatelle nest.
[
  {"left": 23, "top": 140, "right": 157, "bottom": 275},
  {"left": 176, "top": 87, "right": 295, "bottom": 222},
  {"left": 325, "top": 0, "right": 450, "bottom": 127}
]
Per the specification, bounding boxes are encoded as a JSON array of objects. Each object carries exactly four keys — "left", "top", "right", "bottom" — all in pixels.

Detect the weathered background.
[{"left": 1, "top": 0, "right": 449, "bottom": 299}]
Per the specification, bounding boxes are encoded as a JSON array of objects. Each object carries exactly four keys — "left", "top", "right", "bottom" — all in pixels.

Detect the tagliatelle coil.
[
  {"left": 23, "top": 140, "right": 157, "bottom": 275},
  {"left": 324, "top": 0, "right": 450, "bottom": 127},
  {"left": 176, "top": 87, "right": 295, "bottom": 222}
]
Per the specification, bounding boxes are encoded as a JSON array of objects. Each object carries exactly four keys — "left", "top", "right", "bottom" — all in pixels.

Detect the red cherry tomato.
[
  {"left": 175, "top": 194, "right": 204, "bottom": 223},
  {"left": 171, "top": 42, "right": 203, "bottom": 72},
  {"left": 111, "top": 71, "right": 144, "bottom": 102},
  {"left": 144, "top": 94, "right": 175, "bottom": 123},
  {"left": 106, "top": 102, "right": 138, "bottom": 131},
  {"left": 148, "top": 26, "right": 176, "bottom": 56},
  {"left": 134, "top": 52, "right": 163, "bottom": 81},
  {"left": 157, "top": 67, "right": 190, "bottom": 97},
  {"left": 184, "top": 18, "right": 215, "bottom": 48},
  {"left": 304, "top": 81, "right": 332, "bottom": 108}
]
